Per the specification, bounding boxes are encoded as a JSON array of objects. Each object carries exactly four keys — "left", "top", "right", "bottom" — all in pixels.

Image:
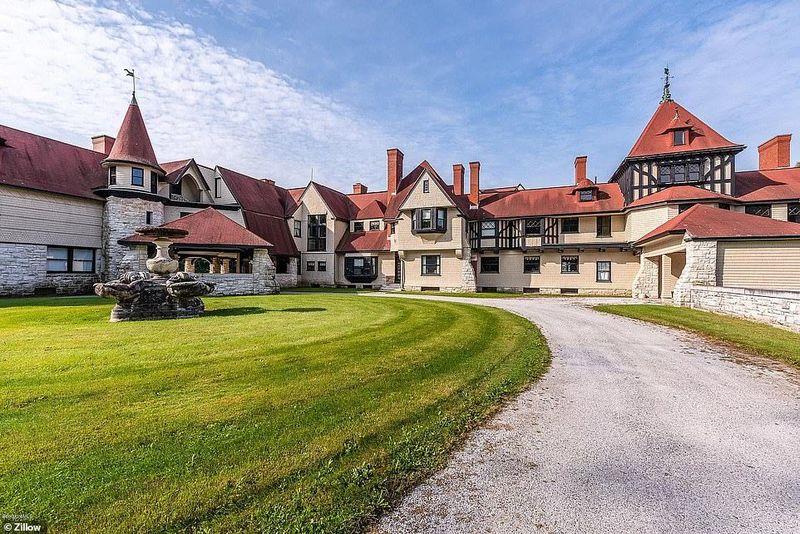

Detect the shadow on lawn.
[{"left": 205, "top": 306, "right": 326, "bottom": 317}]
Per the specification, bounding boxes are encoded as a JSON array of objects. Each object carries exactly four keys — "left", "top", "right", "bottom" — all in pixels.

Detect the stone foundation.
[
  {"left": 0, "top": 243, "right": 98, "bottom": 296},
  {"left": 676, "top": 285, "right": 800, "bottom": 332}
]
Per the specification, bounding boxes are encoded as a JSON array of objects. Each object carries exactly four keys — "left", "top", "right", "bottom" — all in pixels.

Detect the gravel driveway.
[{"left": 374, "top": 295, "right": 800, "bottom": 534}]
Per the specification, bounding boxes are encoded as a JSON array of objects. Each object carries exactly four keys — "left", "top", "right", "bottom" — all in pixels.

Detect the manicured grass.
[
  {"left": 594, "top": 304, "right": 800, "bottom": 368},
  {"left": 0, "top": 294, "right": 549, "bottom": 532}
]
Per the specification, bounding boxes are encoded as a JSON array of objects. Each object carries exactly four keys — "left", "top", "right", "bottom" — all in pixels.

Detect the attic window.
[
  {"left": 673, "top": 129, "right": 686, "bottom": 146},
  {"left": 422, "top": 179, "right": 430, "bottom": 193},
  {"left": 578, "top": 190, "right": 594, "bottom": 202}
]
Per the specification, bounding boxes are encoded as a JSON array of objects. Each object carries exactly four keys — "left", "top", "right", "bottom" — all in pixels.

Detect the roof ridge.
[{"left": 0, "top": 123, "right": 105, "bottom": 156}]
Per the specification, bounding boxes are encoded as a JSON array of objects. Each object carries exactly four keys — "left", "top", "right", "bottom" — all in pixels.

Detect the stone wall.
[
  {"left": 195, "top": 249, "right": 279, "bottom": 296},
  {"left": 102, "top": 196, "right": 164, "bottom": 279},
  {"left": 0, "top": 243, "right": 97, "bottom": 296},
  {"left": 461, "top": 247, "right": 477, "bottom": 292},
  {"left": 677, "top": 285, "right": 800, "bottom": 332},
  {"left": 275, "top": 256, "right": 298, "bottom": 288},
  {"left": 632, "top": 256, "right": 659, "bottom": 299}
]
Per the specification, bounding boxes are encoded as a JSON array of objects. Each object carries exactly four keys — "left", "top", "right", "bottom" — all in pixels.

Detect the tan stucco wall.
[
  {"left": 719, "top": 240, "right": 800, "bottom": 290},
  {"left": 402, "top": 250, "right": 468, "bottom": 290},
  {"left": 290, "top": 185, "right": 346, "bottom": 285},
  {"left": 626, "top": 205, "right": 676, "bottom": 241},
  {"left": 475, "top": 250, "right": 638, "bottom": 292},
  {"left": 560, "top": 214, "right": 626, "bottom": 244},
  {"left": 395, "top": 209, "right": 467, "bottom": 251},
  {"left": 400, "top": 172, "right": 455, "bottom": 210},
  {"left": 0, "top": 185, "right": 103, "bottom": 248}
]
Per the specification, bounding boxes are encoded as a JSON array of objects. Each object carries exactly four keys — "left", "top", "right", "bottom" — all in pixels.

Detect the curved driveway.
[{"left": 375, "top": 296, "right": 800, "bottom": 534}]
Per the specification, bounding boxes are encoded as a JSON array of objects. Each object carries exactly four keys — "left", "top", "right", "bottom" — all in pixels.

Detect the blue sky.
[{"left": 1, "top": 0, "right": 799, "bottom": 191}]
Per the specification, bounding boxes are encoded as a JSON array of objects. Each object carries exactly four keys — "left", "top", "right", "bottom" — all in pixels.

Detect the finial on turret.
[
  {"left": 661, "top": 66, "right": 672, "bottom": 103},
  {"left": 124, "top": 68, "right": 137, "bottom": 104}
]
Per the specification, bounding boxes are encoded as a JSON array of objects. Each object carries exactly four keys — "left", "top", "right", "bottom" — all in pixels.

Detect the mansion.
[{"left": 1, "top": 86, "right": 800, "bottom": 306}]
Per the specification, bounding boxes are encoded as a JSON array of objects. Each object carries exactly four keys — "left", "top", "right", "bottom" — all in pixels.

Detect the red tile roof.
[
  {"left": 312, "top": 181, "right": 353, "bottom": 220},
  {"left": 336, "top": 228, "right": 391, "bottom": 252},
  {"left": 120, "top": 207, "right": 272, "bottom": 248},
  {"left": 353, "top": 198, "right": 386, "bottom": 219},
  {"left": 734, "top": 167, "right": 800, "bottom": 202},
  {"left": 636, "top": 204, "right": 800, "bottom": 245},
  {"left": 478, "top": 182, "right": 625, "bottom": 218},
  {"left": 628, "top": 185, "right": 737, "bottom": 208},
  {"left": 0, "top": 124, "right": 106, "bottom": 200},
  {"left": 241, "top": 211, "right": 298, "bottom": 256},
  {"left": 104, "top": 96, "right": 164, "bottom": 172},
  {"left": 628, "top": 100, "right": 741, "bottom": 158},
  {"left": 161, "top": 159, "right": 193, "bottom": 184}
]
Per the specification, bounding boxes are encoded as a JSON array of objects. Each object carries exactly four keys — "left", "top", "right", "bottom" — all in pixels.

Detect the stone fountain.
[{"left": 94, "top": 227, "right": 215, "bottom": 322}]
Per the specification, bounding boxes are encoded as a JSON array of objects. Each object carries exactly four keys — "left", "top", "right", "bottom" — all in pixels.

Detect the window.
[
  {"left": 214, "top": 176, "right": 221, "bottom": 198},
  {"left": 170, "top": 182, "right": 182, "bottom": 196},
  {"left": 481, "top": 220, "right": 497, "bottom": 238},
  {"left": 745, "top": 204, "right": 772, "bottom": 218},
  {"left": 789, "top": 203, "right": 800, "bottom": 223},
  {"left": 108, "top": 166, "right": 117, "bottom": 186},
  {"left": 369, "top": 220, "right": 380, "bottom": 231},
  {"left": 579, "top": 190, "right": 594, "bottom": 202},
  {"left": 481, "top": 256, "right": 500, "bottom": 273},
  {"left": 524, "top": 218, "right": 541, "bottom": 236},
  {"left": 422, "top": 179, "right": 430, "bottom": 193},
  {"left": 131, "top": 167, "right": 144, "bottom": 187},
  {"left": 294, "top": 220, "right": 302, "bottom": 238},
  {"left": 180, "top": 212, "right": 191, "bottom": 218},
  {"left": 307, "top": 214, "right": 327, "bottom": 251},
  {"left": 718, "top": 203, "right": 731, "bottom": 210},
  {"left": 317, "top": 261, "right": 327, "bottom": 272},
  {"left": 353, "top": 221, "right": 365, "bottom": 232},
  {"left": 561, "top": 255, "right": 579, "bottom": 274},
  {"left": 596, "top": 261, "right": 611, "bottom": 282},
  {"left": 412, "top": 208, "right": 447, "bottom": 232},
  {"left": 145, "top": 211, "right": 153, "bottom": 225},
  {"left": 421, "top": 255, "right": 441, "bottom": 275},
  {"left": 390, "top": 223, "right": 396, "bottom": 235},
  {"left": 275, "top": 256, "right": 289, "bottom": 274},
  {"left": 306, "top": 260, "right": 315, "bottom": 272},
  {"left": 673, "top": 129, "right": 686, "bottom": 145},
  {"left": 561, "top": 217, "right": 579, "bottom": 233},
  {"left": 523, "top": 256, "right": 540, "bottom": 274},
  {"left": 345, "top": 256, "right": 378, "bottom": 280},
  {"left": 659, "top": 161, "right": 701, "bottom": 184},
  {"left": 46, "top": 246, "right": 95, "bottom": 273},
  {"left": 150, "top": 171, "right": 158, "bottom": 194},
  {"left": 596, "top": 216, "right": 611, "bottom": 237},
  {"left": 678, "top": 203, "right": 694, "bottom": 213}
]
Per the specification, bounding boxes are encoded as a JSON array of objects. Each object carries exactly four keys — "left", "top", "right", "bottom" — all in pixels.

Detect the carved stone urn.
[{"left": 94, "top": 226, "right": 215, "bottom": 322}]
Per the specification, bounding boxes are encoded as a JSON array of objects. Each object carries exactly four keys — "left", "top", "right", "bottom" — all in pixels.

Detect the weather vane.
[
  {"left": 661, "top": 65, "right": 672, "bottom": 103},
  {"left": 124, "top": 68, "right": 136, "bottom": 97}
]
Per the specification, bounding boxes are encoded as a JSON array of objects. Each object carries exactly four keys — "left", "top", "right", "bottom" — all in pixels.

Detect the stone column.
[
  {"left": 184, "top": 258, "right": 195, "bottom": 273},
  {"left": 673, "top": 238, "right": 718, "bottom": 305},
  {"left": 211, "top": 257, "right": 221, "bottom": 274},
  {"left": 460, "top": 246, "right": 477, "bottom": 292},
  {"left": 632, "top": 255, "right": 660, "bottom": 299},
  {"left": 220, "top": 259, "right": 230, "bottom": 274},
  {"left": 253, "top": 249, "right": 280, "bottom": 294}
]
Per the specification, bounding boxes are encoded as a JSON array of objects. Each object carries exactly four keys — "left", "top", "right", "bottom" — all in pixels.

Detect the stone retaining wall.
[
  {"left": 678, "top": 284, "right": 800, "bottom": 332},
  {"left": 195, "top": 273, "right": 277, "bottom": 296}
]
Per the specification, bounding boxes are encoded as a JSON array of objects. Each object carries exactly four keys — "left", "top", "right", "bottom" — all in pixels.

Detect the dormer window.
[
  {"left": 673, "top": 129, "right": 686, "bottom": 146},
  {"left": 578, "top": 190, "right": 594, "bottom": 202}
]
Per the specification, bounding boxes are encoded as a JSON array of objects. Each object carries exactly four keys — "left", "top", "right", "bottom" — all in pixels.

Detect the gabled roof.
[
  {"left": 120, "top": 207, "right": 272, "bottom": 248},
  {"left": 104, "top": 96, "right": 164, "bottom": 172},
  {"left": 336, "top": 228, "right": 391, "bottom": 252},
  {"left": 311, "top": 181, "right": 353, "bottom": 220},
  {"left": 161, "top": 159, "right": 193, "bottom": 184},
  {"left": 218, "top": 166, "right": 294, "bottom": 217},
  {"left": 353, "top": 198, "right": 386, "bottom": 219},
  {"left": 734, "top": 167, "right": 800, "bottom": 202},
  {"left": 0, "top": 124, "right": 106, "bottom": 200},
  {"left": 386, "top": 160, "right": 473, "bottom": 219},
  {"left": 628, "top": 185, "right": 737, "bottom": 208},
  {"left": 627, "top": 100, "right": 742, "bottom": 158},
  {"left": 636, "top": 204, "right": 800, "bottom": 245},
  {"left": 478, "top": 182, "right": 625, "bottom": 218}
]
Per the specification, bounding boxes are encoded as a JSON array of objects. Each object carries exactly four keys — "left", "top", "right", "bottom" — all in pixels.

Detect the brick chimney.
[
  {"left": 453, "top": 164, "right": 465, "bottom": 196},
  {"left": 387, "top": 148, "right": 403, "bottom": 195},
  {"left": 758, "top": 134, "right": 791, "bottom": 170},
  {"left": 352, "top": 182, "right": 368, "bottom": 194},
  {"left": 574, "top": 155, "right": 587, "bottom": 184},
  {"left": 91, "top": 134, "right": 115, "bottom": 155},
  {"left": 469, "top": 161, "right": 480, "bottom": 206}
]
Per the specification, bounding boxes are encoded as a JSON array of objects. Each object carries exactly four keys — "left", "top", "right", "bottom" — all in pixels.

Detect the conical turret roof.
[{"left": 104, "top": 95, "right": 163, "bottom": 172}]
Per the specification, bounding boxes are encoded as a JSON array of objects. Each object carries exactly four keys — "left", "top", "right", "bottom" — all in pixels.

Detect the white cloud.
[{"left": 0, "top": 0, "right": 392, "bottom": 189}]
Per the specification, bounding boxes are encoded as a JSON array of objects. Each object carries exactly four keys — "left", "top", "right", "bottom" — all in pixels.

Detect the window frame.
[
  {"left": 673, "top": 129, "right": 686, "bottom": 146},
  {"left": 46, "top": 246, "right": 96, "bottom": 274},
  {"left": 108, "top": 166, "right": 117, "bottom": 186},
  {"left": 131, "top": 167, "right": 144, "bottom": 187},
  {"left": 561, "top": 217, "right": 579, "bottom": 234},
  {"left": 480, "top": 256, "right": 500, "bottom": 274},
  {"left": 523, "top": 255, "right": 540, "bottom": 274},
  {"left": 369, "top": 220, "right": 380, "bottom": 231},
  {"left": 307, "top": 214, "right": 327, "bottom": 251},
  {"left": 294, "top": 220, "right": 302, "bottom": 238},
  {"left": 305, "top": 260, "right": 316, "bottom": 272},
  {"left": 353, "top": 221, "right": 365, "bottom": 232},
  {"left": 420, "top": 254, "right": 441, "bottom": 276},
  {"left": 596, "top": 215, "right": 612, "bottom": 237},
  {"left": 412, "top": 208, "right": 447, "bottom": 233},
  {"left": 524, "top": 218, "right": 542, "bottom": 236},
  {"left": 480, "top": 220, "right": 498, "bottom": 238},
  {"left": 214, "top": 176, "right": 222, "bottom": 198},
  {"left": 422, "top": 179, "right": 430, "bottom": 193},
  {"left": 578, "top": 190, "right": 594, "bottom": 202},
  {"left": 561, "top": 255, "right": 579, "bottom": 274},
  {"left": 744, "top": 204, "right": 772, "bottom": 218},
  {"left": 317, "top": 261, "right": 327, "bottom": 272},
  {"left": 596, "top": 260, "right": 612, "bottom": 283},
  {"left": 788, "top": 203, "right": 800, "bottom": 223},
  {"left": 145, "top": 211, "right": 153, "bottom": 225},
  {"left": 150, "top": 171, "right": 159, "bottom": 194}
]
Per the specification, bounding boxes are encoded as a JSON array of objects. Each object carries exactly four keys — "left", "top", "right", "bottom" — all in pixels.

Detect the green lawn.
[
  {"left": 594, "top": 304, "right": 800, "bottom": 368},
  {"left": 0, "top": 294, "right": 549, "bottom": 532}
]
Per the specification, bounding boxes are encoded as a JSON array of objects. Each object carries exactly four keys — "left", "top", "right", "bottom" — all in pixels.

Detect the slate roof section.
[
  {"left": 734, "top": 167, "right": 800, "bottom": 202},
  {"left": 104, "top": 96, "right": 164, "bottom": 172},
  {"left": 636, "top": 204, "right": 800, "bottom": 245},
  {"left": 120, "top": 207, "right": 272, "bottom": 248},
  {"left": 0, "top": 124, "right": 106, "bottom": 200},
  {"left": 627, "top": 100, "right": 743, "bottom": 158},
  {"left": 627, "top": 185, "right": 738, "bottom": 208},
  {"left": 336, "top": 228, "right": 391, "bottom": 252},
  {"left": 478, "top": 183, "right": 625, "bottom": 218}
]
